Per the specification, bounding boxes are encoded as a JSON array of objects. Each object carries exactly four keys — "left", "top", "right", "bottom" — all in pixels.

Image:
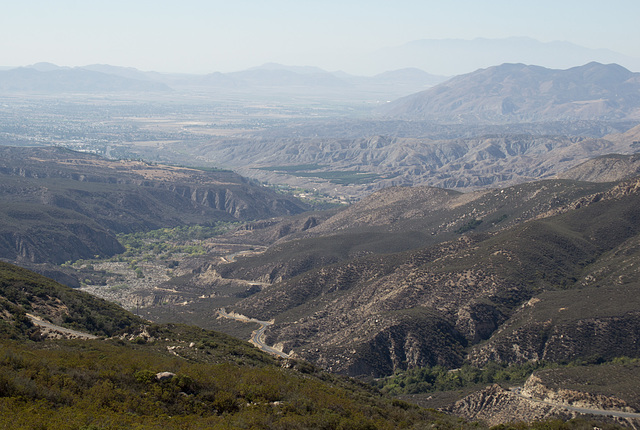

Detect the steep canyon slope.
[
  {"left": 218, "top": 179, "right": 609, "bottom": 284},
  {"left": 0, "top": 146, "right": 308, "bottom": 265},
  {"left": 226, "top": 176, "right": 640, "bottom": 376}
]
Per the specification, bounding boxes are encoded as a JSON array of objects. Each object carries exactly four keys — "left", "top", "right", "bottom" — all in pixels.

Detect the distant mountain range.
[
  {"left": 0, "top": 64, "right": 172, "bottom": 93},
  {"left": 0, "top": 62, "right": 447, "bottom": 97},
  {"left": 366, "top": 37, "right": 640, "bottom": 76},
  {"left": 4, "top": 37, "right": 640, "bottom": 94},
  {"left": 380, "top": 62, "right": 640, "bottom": 123}
]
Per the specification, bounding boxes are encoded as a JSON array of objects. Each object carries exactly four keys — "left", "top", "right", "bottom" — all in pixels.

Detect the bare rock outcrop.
[
  {"left": 522, "top": 374, "right": 636, "bottom": 413},
  {"left": 450, "top": 374, "right": 640, "bottom": 427},
  {"left": 155, "top": 371, "right": 176, "bottom": 382},
  {"left": 448, "top": 384, "right": 572, "bottom": 426}
]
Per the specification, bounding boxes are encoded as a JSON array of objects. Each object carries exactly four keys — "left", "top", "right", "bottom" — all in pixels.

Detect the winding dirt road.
[
  {"left": 217, "top": 308, "right": 289, "bottom": 358},
  {"left": 27, "top": 314, "right": 98, "bottom": 339}
]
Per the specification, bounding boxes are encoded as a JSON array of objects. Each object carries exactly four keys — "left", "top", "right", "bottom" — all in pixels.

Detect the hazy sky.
[{"left": 2, "top": 0, "right": 639, "bottom": 75}]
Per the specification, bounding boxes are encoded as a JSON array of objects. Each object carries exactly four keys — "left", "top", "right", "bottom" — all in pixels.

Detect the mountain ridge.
[
  {"left": 222, "top": 176, "right": 640, "bottom": 376},
  {"left": 1, "top": 62, "right": 447, "bottom": 98},
  {"left": 214, "top": 129, "right": 637, "bottom": 196},
  {"left": 369, "top": 37, "right": 640, "bottom": 76},
  {"left": 0, "top": 66, "right": 171, "bottom": 93},
  {"left": 380, "top": 62, "right": 640, "bottom": 123}
]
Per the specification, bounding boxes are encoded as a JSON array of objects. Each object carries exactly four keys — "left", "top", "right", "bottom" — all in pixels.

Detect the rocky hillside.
[
  {"left": 0, "top": 260, "right": 143, "bottom": 338},
  {"left": 450, "top": 362, "right": 640, "bottom": 427},
  {"left": 539, "top": 125, "right": 640, "bottom": 182},
  {"left": 0, "top": 146, "right": 308, "bottom": 264},
  {"left": 523, "top": 361, "right": 640, "bottom": 412},
  {"left": 224, "top": 176, "right": 640, "bottom": 376},
  {"left": 0, "top": 261, "right": 477, "bottom": 429},
  {"left": 557, "top": 153, "right": 640, "bottom": 182},
  {"left": 449, "top": 384, "right": 573, "bottom": 426},
  {"left": 192, "top": 121, "right": 640, "bottom": 196},
  {"left": 218, "top": 179, "right": 610, "bottom": 284},
  {"left": 380, "top": 62, "right": 640, "bottom": 123}
]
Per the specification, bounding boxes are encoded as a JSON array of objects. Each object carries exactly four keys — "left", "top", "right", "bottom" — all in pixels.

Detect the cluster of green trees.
[
  {"left": 456, "top": 218, "right": 483, "bottom": 234},
  {"left": 117, "top": 223, "right": 238, "bottom": 259},
  {"left": 374, "top": 362, "right": 548, "bottom": 395},
  {"left": 258, "top": 164, "right": 385, "bottom": 185},
  {"left": 60, "top": 224, "right": 240, "bottom": 279},
  {"left": 375, "top": 357, "right": 640, "bottom": 396}
]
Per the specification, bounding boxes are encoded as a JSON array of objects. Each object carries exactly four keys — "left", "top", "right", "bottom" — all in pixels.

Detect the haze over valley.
[{"left": 3, "top": 1, "right": 640, "bottom": 426}]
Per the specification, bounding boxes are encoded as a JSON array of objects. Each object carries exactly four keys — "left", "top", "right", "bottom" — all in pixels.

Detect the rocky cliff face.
[
  {"left": 0, "top": 225, "right": 125, "bottom": 265},
  {"left": 448, "top": 384, "right": 573, "bottom": 426},
  {"left": 450, "top": 372, "right": 640, "bottom": 427},
  {"left": 0, "top": 146, "right": 308, "bottom": 264},
  {"left": 289, "top": 308, "right": 469, "bottom": 376},
  {"left": 522, "top": 374, "right": 635, "bottom": 413}
]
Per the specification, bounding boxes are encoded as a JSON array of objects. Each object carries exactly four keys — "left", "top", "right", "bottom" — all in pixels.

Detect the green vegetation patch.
[
  {"left": 257, "top": 164, "right": 325, "bottom": 172},
  {"left": 114, "top": 223, "right": 238, "bottom": 260},
  {"left": 0, "top": 335, "right": 468, "bottom": 430},
  {"left": 374, "top": 361, "right": 550, "bottom": 395},
  {"left": 375, "top": 357, "right": 640, "bottom": 398},
  {"left": 257, "top": 165, "right": 387, "bottom": 185},
  {"left": 292, "top": 170, "right": 386, "bottom": 185},
  {"left": 456, "top": 218, "right": 483, "bottom": 234}
]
